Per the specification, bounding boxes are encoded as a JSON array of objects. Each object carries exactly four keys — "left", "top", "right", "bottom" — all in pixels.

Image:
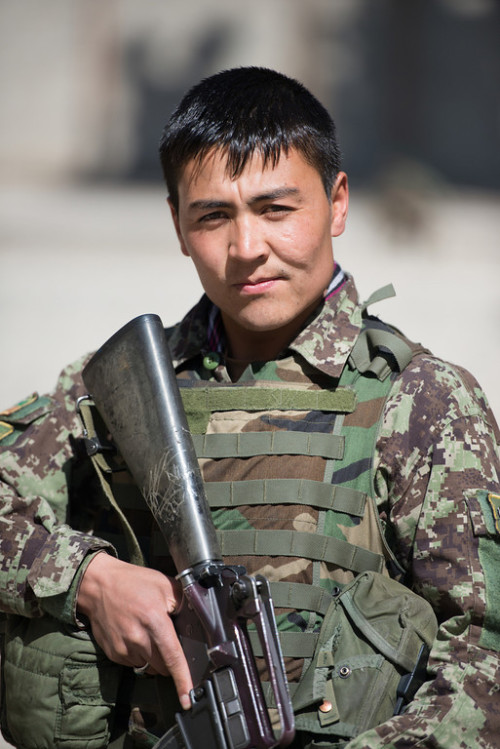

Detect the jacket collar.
[
  {"left": 169, "top": 274, "right": 363, "bottom": 380},
  {"left": 290, "top": 274, "right": 362, "bottom": 379}
]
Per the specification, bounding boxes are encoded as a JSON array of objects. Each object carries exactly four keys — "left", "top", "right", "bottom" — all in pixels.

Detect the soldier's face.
[{"left": 169, "top": 147, "right": 348, "bottom": 351}]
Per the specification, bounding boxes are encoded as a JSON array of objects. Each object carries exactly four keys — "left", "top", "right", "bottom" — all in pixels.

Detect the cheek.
[
  {"left": 188, "top": 246, "right": 225, "bottom": 288},
  {"left": 284, "top": 236, "right": 333, "bottom": 274},
  {"left": 276, "top": 215, "right": 333, "bottom": 264}
]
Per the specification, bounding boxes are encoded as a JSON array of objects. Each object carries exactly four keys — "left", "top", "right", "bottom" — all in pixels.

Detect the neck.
[
  {"left": 225, "top": 327, "right": 288, "bottom": 363},
  {"left": 221, "top": 303, "right": 321, "bottom": 371}
]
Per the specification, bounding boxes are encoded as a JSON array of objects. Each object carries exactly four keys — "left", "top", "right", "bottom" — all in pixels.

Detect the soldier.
[{"left": 1, "top": 67, "right": 499, "bottom": 748}]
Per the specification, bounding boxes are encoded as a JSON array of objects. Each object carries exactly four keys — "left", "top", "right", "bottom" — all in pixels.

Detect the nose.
[{"left": 227, "top": 216, "right": 269, "bottom": 263}]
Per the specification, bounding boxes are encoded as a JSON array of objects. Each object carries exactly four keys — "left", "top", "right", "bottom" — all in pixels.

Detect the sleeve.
[
  {"left": 346, "top": 356, "right": 500, "bottom": 748},
  {"left": 0, "top": 358, "right": 116, "bottom": 624}
]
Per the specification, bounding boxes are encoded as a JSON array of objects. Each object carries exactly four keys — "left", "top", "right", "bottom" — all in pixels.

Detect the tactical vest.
[{"left": 1, "top": 314, "right": 438, "bottom": 748}]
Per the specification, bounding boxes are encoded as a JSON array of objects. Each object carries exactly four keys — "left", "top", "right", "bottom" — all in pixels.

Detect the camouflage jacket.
[{"left": 1, "top": 274, "right": 500, "bottom": 747}]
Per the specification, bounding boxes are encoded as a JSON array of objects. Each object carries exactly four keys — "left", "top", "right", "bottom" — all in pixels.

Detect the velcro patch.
[{"left": 487, "top": 493, "right": 500, "bottom": 534}]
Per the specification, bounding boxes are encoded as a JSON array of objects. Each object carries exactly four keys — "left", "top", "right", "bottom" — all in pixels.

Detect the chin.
[
  {"left": 236, "top": 313, "right": 287, "bottom": 331},
  {"left": 238, "top": 318, "right": 299, "bottom": 338}
]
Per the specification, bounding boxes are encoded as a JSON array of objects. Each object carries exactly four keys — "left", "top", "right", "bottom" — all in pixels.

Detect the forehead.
[{"left": 177, "top": 147, "right": 322, "bottom": 200}]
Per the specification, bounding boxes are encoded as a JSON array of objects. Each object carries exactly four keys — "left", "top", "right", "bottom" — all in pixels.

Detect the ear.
[
  {"left": 167, "top": 198, "right": 190, "bottom": 257},
  {"left": 330, "top": 172, "right": 349, "bottom": 238}
]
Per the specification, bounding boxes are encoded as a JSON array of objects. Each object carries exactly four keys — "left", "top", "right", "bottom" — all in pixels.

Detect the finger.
[
  {"left": 164, "top": 577, "right": 183, "bottom": 617},
  {"left": 132, "top": 661, "right": 152, "bottom": 677},
  {"left": 150, "top": 617, "right": 193, "bottom": 710}
]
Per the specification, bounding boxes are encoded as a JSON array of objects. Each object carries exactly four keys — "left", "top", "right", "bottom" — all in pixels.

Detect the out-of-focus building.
[
  {"left": 1, "top": 0, "right": 499, "bottom": 416},
  {"left": 2, "top": 0, "right": 499, "bottom": 188}
]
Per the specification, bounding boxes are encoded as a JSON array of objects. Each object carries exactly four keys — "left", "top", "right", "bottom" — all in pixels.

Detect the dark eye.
[
  {"left": 263, "top": 204, "right": 293, "bottom": 218},
  {"left": 198, "top": 211, "right": 227, "bottom": 223}
]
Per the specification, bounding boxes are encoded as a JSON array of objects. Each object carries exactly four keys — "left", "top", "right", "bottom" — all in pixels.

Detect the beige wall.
[{"left": 1, "top": 183, "right": 498, "bottom": 420}]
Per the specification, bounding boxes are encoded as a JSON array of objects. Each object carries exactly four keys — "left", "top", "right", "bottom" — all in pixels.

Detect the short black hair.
[{"left": 159, "top": 66, "right": 342, "bottom": 211}]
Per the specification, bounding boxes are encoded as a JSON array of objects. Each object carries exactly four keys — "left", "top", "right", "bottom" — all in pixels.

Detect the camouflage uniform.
[{"left": 1, "top": 274, "right": 499, "bottom": 748}]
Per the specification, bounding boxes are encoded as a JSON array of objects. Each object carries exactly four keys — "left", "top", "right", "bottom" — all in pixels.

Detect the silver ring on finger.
[{"left": 133, "top": 662, "right": 150, "bottom": 676}]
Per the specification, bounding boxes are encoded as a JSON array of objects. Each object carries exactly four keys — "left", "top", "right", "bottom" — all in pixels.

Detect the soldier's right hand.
[{"left": 77, "top": 551, "right": 192, "bottom": 710}]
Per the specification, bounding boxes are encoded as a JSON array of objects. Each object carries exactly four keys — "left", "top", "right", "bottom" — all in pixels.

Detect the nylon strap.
[
  {"left": 180, "top": 386, "right": 356, "bottom": 414},
  {"left": 216, "top": 530, "right": 384, "bottom": 574},
  {"left": 270, "top": 581, "right": 334, "bottom": 615},
  {"left": 349, "top": 328, "right": 413, "bottom": 381},
  {"left": 192, "top": 432, "right": 344, "bottom": 460},
  {"left": 77, "top": 400, "right": 145, "bottom": 567},
  {"left": 360, "top": 283, "right": 396, "bottom": 312},
  {"left": 261, "top": 681, "right": 299, "bottom": 709},
  {"left": 248, "top": 630, "right": 318, "bottom": 659},
  {"left": 205, "top": 479, "right": 366, "bottom": 517}
]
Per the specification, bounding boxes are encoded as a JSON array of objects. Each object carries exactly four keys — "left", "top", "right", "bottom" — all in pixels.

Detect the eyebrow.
[
  {"left": 187, "top": 187, "right": 302, "bottom": 212},
  {"left": 250, "top": 187, "right": 301, "bottom": 204}
]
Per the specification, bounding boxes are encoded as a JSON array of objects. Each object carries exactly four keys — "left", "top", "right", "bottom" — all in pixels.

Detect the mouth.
[{"left": 233, "top": 276, "right": 284, "bottom": 294}]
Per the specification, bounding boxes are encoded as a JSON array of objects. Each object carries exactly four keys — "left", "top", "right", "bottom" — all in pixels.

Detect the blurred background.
[
  {"left": 1, "top": 0, "right": 499, "bottom": 424},
  {"left": 0, "top": 3, "right": 499, "bottom": 746}
]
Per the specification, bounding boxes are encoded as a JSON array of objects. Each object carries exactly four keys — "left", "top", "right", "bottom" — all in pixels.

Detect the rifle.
[{"left": 82, "top": 313, "right": 295, "bottom": 749}]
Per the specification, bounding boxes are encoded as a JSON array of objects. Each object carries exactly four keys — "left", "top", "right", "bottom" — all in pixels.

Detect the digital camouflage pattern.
[
  {"left": 1, "top": 273, "right": 500, "bottom": 747},
  {"left": 0, "top": 361, "right": 117, "bottom": 623}
]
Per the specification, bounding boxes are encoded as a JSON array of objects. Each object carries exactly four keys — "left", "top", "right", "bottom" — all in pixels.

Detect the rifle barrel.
[{"left": 82, "top": 313, "right": 222, "bottom": 572}]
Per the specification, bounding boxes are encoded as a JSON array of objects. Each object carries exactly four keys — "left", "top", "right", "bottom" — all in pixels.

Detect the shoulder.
[
  {"left": 375, "top": 352, "right": 500, "bottom": 564},
  {"left": 0, "top": 354, "right": 92, "bottom": 449},
  {"left": 52, "top": 353, "right": 92, "bottom": 406},
  {"left": 381, "top": 351, "right": 500, "bottom": 447}
]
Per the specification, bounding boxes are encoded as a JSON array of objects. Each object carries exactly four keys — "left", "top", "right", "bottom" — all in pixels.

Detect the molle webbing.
[
  {"left": 149, "top": 526, "right": 384, "bottom": 575},
  {"left": 249, "top": 581, "right": 334, "bottom": 656},
  {"left": 205, "top": 479, "right": 367, "bottom": 516},
  {"left": 192, "top": 432, "right": 345, "bottom": 460},
  {"left": 250, "top": 631, "right": 319, "bottom": 660},
  {"left": 172, "top": 364, "right": 402, "bottom": 645},
  {"left": 215, "top": 530, "right": 384, "bottom": 574},
  {"left": 270, "top": 581, "right": 335, "bottom": 616}
]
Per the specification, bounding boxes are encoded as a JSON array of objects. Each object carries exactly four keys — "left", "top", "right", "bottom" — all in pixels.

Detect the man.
[{"left": 1, "top": 67, "right": 499, "bottom": 748}]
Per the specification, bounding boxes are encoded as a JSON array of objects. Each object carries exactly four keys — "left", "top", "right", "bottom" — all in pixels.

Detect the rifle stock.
[{"left": 82, "top": 314, "right": 295, "bottom": 749}]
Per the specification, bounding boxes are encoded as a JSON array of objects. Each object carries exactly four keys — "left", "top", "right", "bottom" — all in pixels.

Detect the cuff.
[
  {"left": 39, "top": 549, "right": 112, "bottom": 625},
  {"left": 27, "top": 526, "right": 117, "bottom": 598}
]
